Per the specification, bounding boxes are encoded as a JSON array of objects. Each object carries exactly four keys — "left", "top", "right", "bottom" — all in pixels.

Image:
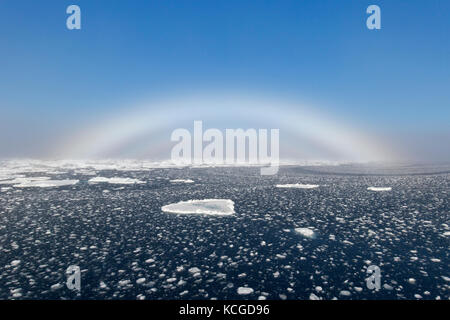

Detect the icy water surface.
[{"left": 0, "top": 161, "right": 448, "bottom": 300}]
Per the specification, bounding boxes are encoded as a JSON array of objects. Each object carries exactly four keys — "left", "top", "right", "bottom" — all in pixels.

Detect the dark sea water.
[{"left": 0, "top": 163, "right": 448, "bottom": 300}]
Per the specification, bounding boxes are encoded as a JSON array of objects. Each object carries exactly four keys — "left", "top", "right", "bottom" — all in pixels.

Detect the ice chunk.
[
  {"left": 339, "top": 290, "right": 351, "bottom": 296},
  {"left": 10, "top": 260, "right": 21, "bottom": 267},
  {"left": 237, "top": 287, "right": 254, "bottom": 295},
  {"left": 162, "top": 199, "right": 235, "bottom": 216},
  {"left": 188, "top": 267, "right": 201, "bottom": 274},
  {"left": 294, "top": 228, "right": 316, "bottom": 239},
  {"left": 309, "top": 293, "right": 321, "bottom": 300}
]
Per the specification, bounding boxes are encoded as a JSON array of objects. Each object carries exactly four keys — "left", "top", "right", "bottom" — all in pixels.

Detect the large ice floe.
[
  {"left": 367, "top": 187, "right": 392, "bottom": 192},
  {"left": 88, "top": 177, "right": 145, "bottom": 184},
  {"left": 14, "top": 179, "right": 79, "bottom": 188},
  {"left": 294, "top": 227, "right": 317, "bottom": 239},
  {"left": 0, "top": 177, "right": 78, "bottom": 188},
  {"left": 161, "top": 199, "right": 235, "bottom": 216},
  {"left": 276, "top": 184, "right": 319, "bottom": 189},
  {"left": 169, "top": 179, "right": 194, "bottom": 183}
]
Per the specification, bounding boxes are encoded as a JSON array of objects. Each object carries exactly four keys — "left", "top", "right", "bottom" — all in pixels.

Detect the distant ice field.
[{"left": 0, "top": 161, "right": 448, "bottom": 300}]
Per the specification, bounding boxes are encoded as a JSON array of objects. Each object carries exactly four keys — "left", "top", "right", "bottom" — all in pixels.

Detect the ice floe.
[
  {"left": 294, "top": 228, "right": 316, "bottom": 239},
  {"left": 161, "top": 199, "right": 235, "bottom": 216},
  {"left": 237, "top": 287, "right": 254, "bottom": 295},
  {"left": 169, "top": 179, "right": 194, "bottom": 183},
  {"left": 0, "top": 177, "right": 50, "bottom": 185},
  {"left": 88, "top": 177, "right": 145, "bottom": 184},
  {"left": 367, "top": 187, "right": 392, "bottom": 191},
  {"left": 276, "top": 184, "right": 319, "bottom": 189},
  {"left": 13, "top": 179, "right": 79, "bottom": 188}
]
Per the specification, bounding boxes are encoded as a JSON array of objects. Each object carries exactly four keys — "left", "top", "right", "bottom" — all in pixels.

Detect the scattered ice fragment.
[
  {"left": 309, "top": 293, "right": 321, "bottom": 300},
  {"left": 383, "top": 284, "right": 393, "bottom": 290},
  {"left": 118, "top": 280, "right": 131, "bottom": 286},
  {"left": 339, "top": 290, "right": 351, "bottom": 296},
  {"left": 10, "top": 260, "right": 21, "bottom": 267},
  {"left": 188, "top": 267, "right": 201, "bottom": 274},
  {"left": 50, "top": 283, "right": 63, "bottom": 291},
  {"left": 237, "top": 287, "right": 254, "bottom": 295}
]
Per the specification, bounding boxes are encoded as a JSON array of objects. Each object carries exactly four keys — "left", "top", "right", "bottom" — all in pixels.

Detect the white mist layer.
[
  {"left": 162, "top": 199, "right": 235, "bottom": 216},
  {"left": 276, "top": 184, "right": 319, "bottom": 189}
]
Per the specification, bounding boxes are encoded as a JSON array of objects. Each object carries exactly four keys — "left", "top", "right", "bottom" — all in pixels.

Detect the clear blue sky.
[{"left": 0, "top": 1, "right": 449, "bottom": 160}]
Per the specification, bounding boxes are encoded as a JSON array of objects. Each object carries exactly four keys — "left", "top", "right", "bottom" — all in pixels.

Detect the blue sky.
[{"left": 0, "top": 1, "right": 449, "bottom": 160}]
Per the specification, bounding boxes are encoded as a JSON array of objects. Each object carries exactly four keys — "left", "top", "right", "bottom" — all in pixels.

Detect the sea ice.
[
  {"left": 294, "top": 228, "right": 316, "bottom": 239},
  {"left": 161, "top": 199, "right": 235, "bottom": 216},
  {"left": 88, "top": 177, "right": 145, "bottom": 184},
  {"left": 13, "top": 179, "right": 79, "bottom": 188},
  {"left": 276, "top": 184, "right": 319, "bottom": 189},
  {"left": 169, "top": 179, "right": 194, "bottom": 183},
  {"left": 237, "top": 287, "right": 254, "bottom": 295},
  {"left": 367, "top": 187, "right": 392, "bottom": 191}
]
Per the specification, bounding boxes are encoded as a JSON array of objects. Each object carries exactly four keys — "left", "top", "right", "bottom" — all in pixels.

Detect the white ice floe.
[
  {"left": 276, "top": 184, "right": 319, "bottom": 189},
  {"left": 339, "top": 290, "right": 351, "bottom": 297},
  {"left": 309, "top": 293, "right": 321, "bottom": 300},
  {"left": 367, "top": 187, "right": 392, "bottom": 191},
  {"left": 237, "top": 287, "right": 254, "bottom": 295},
  {"left": 10, "top": 260, "right": 21, "bottom": 267},
  {"left": 188, "top": 267, "right": 201, "bottom": 274},
  {"left": 14, "top": 179, "right": 79, "bottom": 188},
  {"left": 294, "top": 228, "right": 316, "bottom": 239},
  {"left": 169, "top": 179, "right": 194, "bottom": 183},
  {"left": 88, "top": 177, "right": 145, "bottom": 184},
  {"left": 161, "top": 199, "right": 235, "bottom": 216},
  {"left": 0, "top": 177, "right": 50, "bottom": 185}
]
